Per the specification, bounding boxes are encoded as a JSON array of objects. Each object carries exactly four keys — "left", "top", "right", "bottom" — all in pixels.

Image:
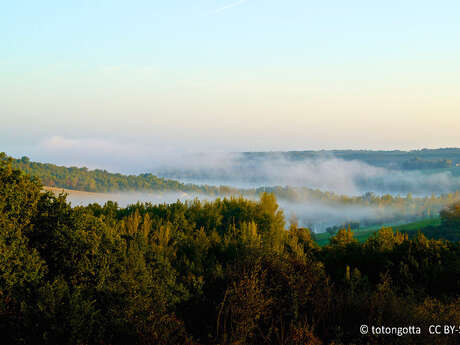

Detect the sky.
[{"left": 1, "top": 0, "right": 460, "bottom": 171}]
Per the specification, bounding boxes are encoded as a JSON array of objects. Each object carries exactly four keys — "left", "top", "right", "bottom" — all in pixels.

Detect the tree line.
[
  {"left": 4, "top": 153, "right": 460, "bottom": 228},
  {"left": 1, "top": 155, "right": 459, "bottom": 344}
]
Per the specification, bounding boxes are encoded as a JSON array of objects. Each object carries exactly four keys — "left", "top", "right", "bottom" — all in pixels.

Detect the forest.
[
  {"left": 1, "top": 154, "right": 460, "bottom": 345},
  {"left": 4, "top": 153, "right": 460, "bottom": 232}
]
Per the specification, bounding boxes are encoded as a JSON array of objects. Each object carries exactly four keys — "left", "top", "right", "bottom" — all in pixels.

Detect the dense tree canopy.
[
  {"left": 1, "top": 156, "right": 459, "bottom": 344},
  {"left": 440, "top": 201, "right": 460, "bottom": 228}
]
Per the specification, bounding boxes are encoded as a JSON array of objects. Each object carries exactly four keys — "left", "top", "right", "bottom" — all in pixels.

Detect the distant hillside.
[
  {"left": 9, "top": 149, "right": 460, "bottom": 194},
  {"left": 241, "top": 148, "right": 460, "bottom": 169},
  {"left": 3, "top": 153, "right": 230, "bottom": 194}
]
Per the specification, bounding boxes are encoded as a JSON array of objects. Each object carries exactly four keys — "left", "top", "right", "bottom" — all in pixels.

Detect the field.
[
  {"left": 313, "top": 217, "right": 442, "bottom": 246},
  {"left": 44, "top": 186, "right": 108, "bottom": 198}
]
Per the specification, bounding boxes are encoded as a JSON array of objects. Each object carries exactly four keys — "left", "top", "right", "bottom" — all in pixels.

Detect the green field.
[{"left": 314, "top": 217, "right": 442, "bottom": 246}]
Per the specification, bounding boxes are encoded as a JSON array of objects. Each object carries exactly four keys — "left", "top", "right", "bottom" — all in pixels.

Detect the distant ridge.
[
  {"left": 239, "top": 148, "right": 460, "bottom": 168},
  {"left": 1, "top": 153, "right": 220, "bottom": 194}
]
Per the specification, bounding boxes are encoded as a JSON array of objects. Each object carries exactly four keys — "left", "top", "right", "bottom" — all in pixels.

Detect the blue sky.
[{"left": 1, "top": 1, "right": 460, "bottom": 170}]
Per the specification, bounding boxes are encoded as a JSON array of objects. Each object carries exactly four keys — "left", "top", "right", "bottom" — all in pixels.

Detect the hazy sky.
[{"left": 1, "top": 1, "right": 460, "bottom": 169}]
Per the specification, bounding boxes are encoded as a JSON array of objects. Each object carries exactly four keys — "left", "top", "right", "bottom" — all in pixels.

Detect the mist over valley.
[{"left": 38, "top": 149, "right": 460, "bottom": 232}]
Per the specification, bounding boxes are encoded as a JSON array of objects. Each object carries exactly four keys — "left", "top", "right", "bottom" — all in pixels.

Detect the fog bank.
[{"left": 154, "top": 152, "right": 460, "bottom": 196}]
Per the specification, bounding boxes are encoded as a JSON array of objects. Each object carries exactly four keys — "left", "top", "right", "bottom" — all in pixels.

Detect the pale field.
[
  {"left": 44, "top": 186, "right": 109, "bottom": 198},
  {"left": 43, "top": 186, "right": 194, "bottom": 207}
]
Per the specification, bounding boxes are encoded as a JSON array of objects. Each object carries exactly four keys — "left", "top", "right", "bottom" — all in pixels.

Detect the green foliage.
[
  {"left": 4, "top": 153, "right": 460, "bottom": 231},
  {"left": 1, "top": 160, "right": 460, "bottom": 344},
  {"left": 440, "top": 201, "right": 460, "bottom": 228},
  {"left": 328, "top": 227, "right": 358, "bottom": 247}
]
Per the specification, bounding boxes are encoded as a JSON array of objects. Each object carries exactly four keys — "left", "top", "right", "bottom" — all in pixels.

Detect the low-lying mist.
[
  {"left": 279, "top": 200, "right": 404, "bottom": 233},
  {"left": 53, "top": 152, "right": 460, "bottom": 233},
  {"left": 61, "top": 189, "right": 445, "bottom": 233},
  {"left": 154, "top": 152, "right": 460, "bottom": 196}
]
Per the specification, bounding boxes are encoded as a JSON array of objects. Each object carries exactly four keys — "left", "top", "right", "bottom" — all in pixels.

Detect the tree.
[
  {"left": 440, "top": 202, "right": 460, "bottom": 229},
  {"left": 329, "top": 228, "right": 358, "bottom": 247}
]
